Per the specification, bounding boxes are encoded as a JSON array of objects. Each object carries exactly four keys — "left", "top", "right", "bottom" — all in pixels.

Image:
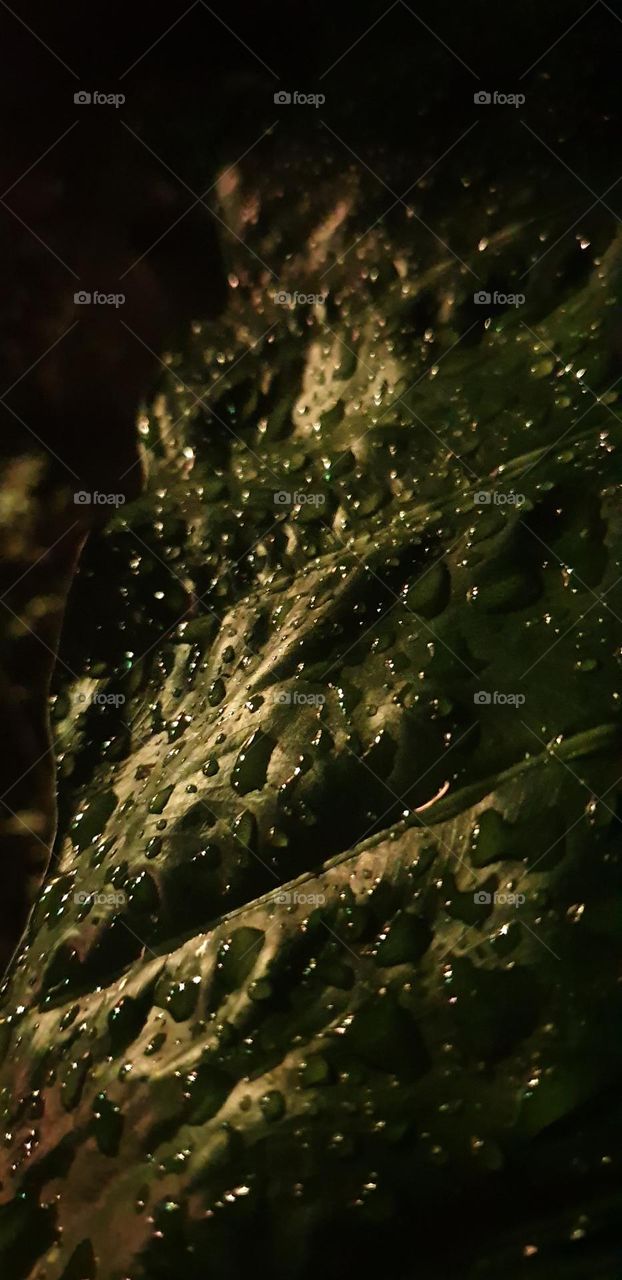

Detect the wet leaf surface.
[{"left": 2, "top": 12, "right": 622, "bottom": 1276}]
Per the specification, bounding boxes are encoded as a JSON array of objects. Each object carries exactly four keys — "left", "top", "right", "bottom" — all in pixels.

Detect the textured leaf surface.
[{"left": 2, "top": 108, "right": 622, "bottom": 1280}]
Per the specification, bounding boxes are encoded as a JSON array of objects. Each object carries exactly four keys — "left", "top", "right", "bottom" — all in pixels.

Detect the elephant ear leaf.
[{"left": 2, "top": 159, "right": 622, "bottom": 1280}]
